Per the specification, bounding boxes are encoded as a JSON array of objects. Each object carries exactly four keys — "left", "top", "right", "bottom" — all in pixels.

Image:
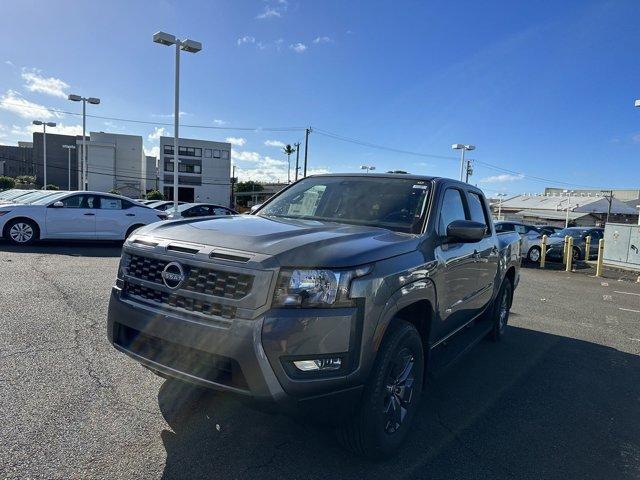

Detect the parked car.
[
  {"left": 0, "top": 191, "right": 166, "bottom": 245},
  {"left": 166, "top": 203, "right": 237, "bottom": 219},
  {"left": 495, "top": 221, "right": 543, "bottom": 262},
  {"left": 108, "top": 173, "right": 521, "bottom": 458},
  {"left": 544, "top": 227, "right": 604, "bottom": 261},
  {"left": 146, "top": 200, "right": 187, "bottom": 211},
  {"left": 0, "top": 189, "right": 39, "bottom": 203},
  {"left": 536, "top": 225, "right": 564, "bottom": 236},
  {"left": 0, "top": 190, "right": 69, "bottom": 206}
]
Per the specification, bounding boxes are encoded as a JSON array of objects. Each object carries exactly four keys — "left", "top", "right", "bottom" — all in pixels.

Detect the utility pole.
[
  {"left": 602, "top": 190, "right": 613, "bottom": 224},
  {"left": 303, "top": 127, "right": 312, "bottom": 177},
  {"left": 464, "top": 159, "right": 473, "bottom": 183},
  {"left": 294, "top": 142, "right": 301, "bottom": 181},
  {"left": 230, "top": 165, "right": 236, "bottom": 208}
]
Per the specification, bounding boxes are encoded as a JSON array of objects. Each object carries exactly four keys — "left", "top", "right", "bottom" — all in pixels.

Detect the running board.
[{"left": 427, "top": 318, "right": 493, "bottom": 377}]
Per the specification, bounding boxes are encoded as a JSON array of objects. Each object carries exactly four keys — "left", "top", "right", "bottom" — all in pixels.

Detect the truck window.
[
  {"left": 438, "top": 188, "right": 466, "bottom": 235},
  {"left": 467, "top": 192, "right": 490, "bottom": 233}
]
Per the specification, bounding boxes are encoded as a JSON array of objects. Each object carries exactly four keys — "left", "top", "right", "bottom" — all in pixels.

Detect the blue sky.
[{"left": 1, "top": 0, "right": 639, "bottom": 194}]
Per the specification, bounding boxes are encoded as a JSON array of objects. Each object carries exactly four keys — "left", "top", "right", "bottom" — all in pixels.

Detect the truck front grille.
[
  {"left": 126, "top": 254, "right": 254, "bottom": 300},
  {"left": 123, "top": 282, "right": 236, "bottom": 319}
]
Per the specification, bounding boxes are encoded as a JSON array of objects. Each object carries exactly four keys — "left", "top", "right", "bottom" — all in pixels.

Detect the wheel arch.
[{"left": 3, "top": 216, "right": 41, "bottom": 240}]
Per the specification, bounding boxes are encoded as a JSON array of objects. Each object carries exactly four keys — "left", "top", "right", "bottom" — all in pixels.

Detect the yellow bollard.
[
  {"left": 563, "top": 235, "right": 570, "bottom": 264},
  {"left": 540, "top": 234, "right": 547, "bottom": 268},
  {"left": 595, "top": 238, "right": 605, "bottom": 277},
  {"left": 584, "top": 235, "right": 591, "bottom": 261},
  {"left": 566, "top": 236, "right": 574, "bottom": 272}
]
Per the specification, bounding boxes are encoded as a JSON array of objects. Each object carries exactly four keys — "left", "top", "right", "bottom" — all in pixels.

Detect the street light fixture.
[
  {"left": 62, "top": 144, "right": 76, "bottom": 190},
  {"left": 68, "top": 93, "right": 100, "bottom": 190},
  {"left": 153, "top": 30, "right": 202, "bottom": 213},
  {"left": 360, "top": 165, "right": 376, "bottom": 173},
  {"left": 635, "top": 99, "right": 640, "bottom": 108},
  {"left": 452, "top": 144, "right": 475, "bottom": 182},
  {"left": 33, "top": 120, "right": 57, "bottom": 189},
  {"left": 562, "top": 189, "right": 574, "bottom": 228}
]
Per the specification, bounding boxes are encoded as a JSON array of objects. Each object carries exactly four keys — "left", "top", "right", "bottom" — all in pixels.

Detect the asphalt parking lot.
[{"left": 1, "top": 242, "right": 640, "bottom": 480}]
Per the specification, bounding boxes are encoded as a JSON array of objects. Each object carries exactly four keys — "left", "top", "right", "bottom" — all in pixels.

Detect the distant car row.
[
  {"left": 495, "top": 220, "right": 604, "bottom": 262},
  {"left": 0, "top": 189, "right": 237, "bottom": 246}
]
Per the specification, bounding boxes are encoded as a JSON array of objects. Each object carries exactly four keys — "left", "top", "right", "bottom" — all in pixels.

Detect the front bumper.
[{"left": 107, "top": 286, "right": 364, "bottom": 417}]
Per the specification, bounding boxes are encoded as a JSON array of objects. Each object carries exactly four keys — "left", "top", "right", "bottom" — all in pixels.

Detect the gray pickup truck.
[{"left": 107, "top": 173, "right": 521, "bottom": 458}]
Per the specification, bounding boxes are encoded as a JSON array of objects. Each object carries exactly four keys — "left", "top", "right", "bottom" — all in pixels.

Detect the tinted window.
[
  {"left": 467, "top": 192, "right": 488, "bottom": 230},
  {"left": 213, "top": 207, "right": 231, "bottom": 216},
  {"left": 495, "top": 223, "right": 514, "bottom": 233},
  {"left": 438, "top": 189, "right": 466, "bottom": 234}
]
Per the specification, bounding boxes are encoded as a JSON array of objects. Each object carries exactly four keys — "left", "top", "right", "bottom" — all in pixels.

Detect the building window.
[
  {"left": 204, "top": 149, "right": 212, "bottom": 158},
  {"left": 164, "top": 145, "right": 173, "bottom": 154},
  {"left": 213, "top": 149, "right": 221, "bottom": 158},
  {"left": 194, "top": 148, "right": 202, "bottom": 157},
  {"left": 221, "top": 150, "right": 229, "bottom": 160},
  {"left": 164, "top": 161, "right": 174, "bottom": 172}
]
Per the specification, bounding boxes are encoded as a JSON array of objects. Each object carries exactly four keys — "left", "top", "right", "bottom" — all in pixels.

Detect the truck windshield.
[{"left": 258, "top": 176, "right": 431, "bottom": 234}]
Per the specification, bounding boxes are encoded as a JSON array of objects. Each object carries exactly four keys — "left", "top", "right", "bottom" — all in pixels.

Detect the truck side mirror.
[{"left": 446, "top": 220, "right": 486, "bottom": 243}]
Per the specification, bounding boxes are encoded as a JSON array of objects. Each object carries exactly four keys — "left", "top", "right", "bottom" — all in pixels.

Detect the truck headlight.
[{"left": 273, "top": 266, "right": 371, "bottom": 308}]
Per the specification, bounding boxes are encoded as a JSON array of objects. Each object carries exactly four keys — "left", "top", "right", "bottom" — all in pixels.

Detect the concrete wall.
[
  {"left": 0, "top": 145, "right": 34, "bottom": 178},
  {"left": 32, "top": 132, "right": 79, "bottom": 189},
  {"left": 86, "top": 132, "right": 144, "bottom": 197}
]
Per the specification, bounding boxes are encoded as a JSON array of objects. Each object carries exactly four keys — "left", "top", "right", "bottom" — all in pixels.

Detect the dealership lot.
[{"left": 1, "top": 243, "right": 640, "bottom": 480}]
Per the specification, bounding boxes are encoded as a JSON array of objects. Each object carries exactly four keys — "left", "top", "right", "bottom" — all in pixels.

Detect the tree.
[
  {"left": 0, "top": 176, "right": 15, "bottom": 191},
  {"left": 283, "top": 144, "right": 296, "bottom": 183},
  {"left": 146, "top": 189, "right": 164, "bottom": 200},
  {"left": 387, "top": 170, "right": 409, "bottom": 174},
  {"left": 108, "top": 188, "right": 121, "bottom": 195},
  {"left": 15, "top": 175, "right": 36, "bottom": 185},
  {"left": 235, "top": 181, "right": 264, "bottom": 208}
]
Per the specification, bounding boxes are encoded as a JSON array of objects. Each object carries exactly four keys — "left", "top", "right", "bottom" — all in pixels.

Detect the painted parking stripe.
[
  {"left": 614, "top": 291, "right": 640, "bottom": 297},
  {"left": 619, "top": 307, "right": 640, "bottom": 314}
]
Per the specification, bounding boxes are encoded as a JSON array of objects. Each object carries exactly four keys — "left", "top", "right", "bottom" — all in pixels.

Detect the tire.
[
  {"left": 4, "top": 218, "right": 38, "bottom": 246},
  {"left": 572, "top": 247, "right": 581, "bottom": 262},
  {"left": 337, "top": 320, "right": 424, "bottom": 459},
  {"left": 125, "top": 224, "right": 144, "bottom": 239},
  {"left": 489, "top": 279, "right": 513, "bottom": 342},
  {"left": 527, "top": 246, "right": 541, "bottom": 263}
]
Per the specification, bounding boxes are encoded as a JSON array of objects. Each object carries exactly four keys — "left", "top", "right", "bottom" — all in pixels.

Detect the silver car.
[{"left": 495, "top": 221, "right": 544, "bottom": 262}]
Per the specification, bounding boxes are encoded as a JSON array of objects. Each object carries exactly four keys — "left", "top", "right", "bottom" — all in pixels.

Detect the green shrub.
[
  {"left": 0, "top": 176, "right": 16, "bottom": 191},
  {"left": 146, "top": 189, "right": 164, "bottom": 200},
  {"left": 108, "top": 188, "right": 121, "bottom": 195},
  {"left": 15, "top": 175, "right": 36, "bottom": 185},
  {"left": 44, "top": 184, "right": 59, "bottom": 190}
]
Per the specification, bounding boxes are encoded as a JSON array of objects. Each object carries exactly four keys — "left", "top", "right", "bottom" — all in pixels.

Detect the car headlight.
[{"left": 273, "top": 266, "right": 371, "bottom": 308}]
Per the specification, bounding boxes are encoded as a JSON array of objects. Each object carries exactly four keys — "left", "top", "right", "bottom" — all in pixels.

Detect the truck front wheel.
[{"left": 337, "top": 320, "right": 424, "bottom": 458}]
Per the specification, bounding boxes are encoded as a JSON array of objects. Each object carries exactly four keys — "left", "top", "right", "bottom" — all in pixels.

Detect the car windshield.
[
  {"left": 0, "top": 190, "right": 35, "bottom": 201},
  {"left": 258, "top": 176, "right": 431, "bottom": 234},
  {"left": 11, "top": 191, "right": 63, "bottom": 204},
  {"left": 30, "top": 192, "right": 70, "bottom": 205},
  {"left": 550, "top": 228, "right": 590, "bottom": 239}
]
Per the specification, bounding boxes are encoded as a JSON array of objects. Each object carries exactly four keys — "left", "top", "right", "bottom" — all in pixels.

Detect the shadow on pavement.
[
  {"left": 157, "top": 326, "right": 640, "bottom": 480},
  {"left": 0, "top": 239, "right": 123, "bottom": 257}
]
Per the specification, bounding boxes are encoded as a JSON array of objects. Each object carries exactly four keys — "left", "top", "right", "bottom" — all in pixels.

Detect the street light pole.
[
  {"left": 294, "top": 142, "right": 301, "bottom": 181},
  {"left": 68, "top": 94, "right": 100, "bottom": 191},
  {"left": 153, "top": 31, "right": 202, "bottom": 213},
  {"left": 32, "top": 120, "right": 56, "bottom": 189},
  {"left": 303, "top": 127, "right": 312, "bottom": 177},
  {"left": 496, "top": 193, "right": 506, "bottom": 220},
  {"left": 563, "top": 189, "right": 574, "bottom": 228},
  {"left": 452, "top": 144, "right": 475, "bottom": 182},
  {"left": 62, "top": 144, "right": 76, "bottom": 190}
]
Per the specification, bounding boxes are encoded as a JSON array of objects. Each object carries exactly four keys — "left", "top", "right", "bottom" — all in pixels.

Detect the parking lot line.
[
  {"left": 619, "top": 307, "right": 640, "bottom": 314},
  {"left": 614, "top": 291, "right": 640, "bottom": 297}
]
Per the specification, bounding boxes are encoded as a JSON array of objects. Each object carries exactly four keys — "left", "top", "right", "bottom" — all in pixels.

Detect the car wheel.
[
  {"left": 5, "top": 219, "right": 38, "bottom": 246},
  {"left": 489, "top": 279, "right": 513, "bottom": 342},
  {"left": 572, "top": 247, "right": 581, "bottom": 262},
  {"left": 125, "top": 224, "right": 144, "bottom": 239},
  {"left": 337, "top": 320, "right": 424, "bottom": 459},
  {"left": 527, "top": 246, "right": 541, "bottom": 263}
]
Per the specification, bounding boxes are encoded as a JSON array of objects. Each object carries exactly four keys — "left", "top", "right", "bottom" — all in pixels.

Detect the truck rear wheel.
[
  {"left": 337, "top": 320, "right": 424, "bottom": 459},
  {"left": 489, "top": 279, "right": 513, "bottom": 342}
]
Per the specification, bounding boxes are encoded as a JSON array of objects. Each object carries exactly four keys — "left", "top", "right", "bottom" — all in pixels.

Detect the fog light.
[{"left": 293, "top": 358, "right": 342, "bottom": 372}]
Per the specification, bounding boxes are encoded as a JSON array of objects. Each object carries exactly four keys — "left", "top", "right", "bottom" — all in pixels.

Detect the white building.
[
  {"left": 142, "top": 155, "right": 158, "bottom": 193},
  {"left": 159, "top": 136, "right": 231, "bottom": 205},
  {"left": 85, "top": 132, "right": 145, "bottom": 198}
]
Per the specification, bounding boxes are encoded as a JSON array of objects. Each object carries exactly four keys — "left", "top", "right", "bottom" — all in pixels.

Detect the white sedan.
[{"left": 0, "top": 191, "right": 166, "bottom": 245}]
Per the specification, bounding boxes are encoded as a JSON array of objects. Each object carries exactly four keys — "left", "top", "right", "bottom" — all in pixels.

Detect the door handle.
[
  {"left": 83, "top": 213, "right": 95, "bottom": 216},
  {"left": 126, "top": 213, "right": 135, "bottom": 217}
]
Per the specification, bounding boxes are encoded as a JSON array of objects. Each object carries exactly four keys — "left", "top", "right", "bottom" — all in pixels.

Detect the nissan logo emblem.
[{"left": 161, "top": 262, "right": 185, "bottom": 289}]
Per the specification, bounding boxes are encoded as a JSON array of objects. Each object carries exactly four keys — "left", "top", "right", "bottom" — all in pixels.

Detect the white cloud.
[
  {"left": 213, "top": 119, "right": 227, "bottom": 126},
  {"left": 0, "top": 90, "right": 60, "bottom": 119},
  {"left": 5, "top": 60, "right": 15, "bottom": 68},
  {"left": 226, "top": 137, "right": 246, "bottom": 146},
  {"left": 148, "top": 127, "right": 166, "bottom": 141},
  {"left": 313, "top": 36, "right": 333, "bottom": 44},
  {"left": 479, "top": 173, "right": 525, "bottom": 183},
  {"left": 151, "top": 111, "right": 187, "bottom": 119},
  {"left": 21, "top": 69, "right": 70, "bottom": 99},
  {"left": 11, "top": 122, "right": 83, "bottom": 138},
  {"left": 257, "top": 7, "right": 281, "bottom": 19},
  {"left": 289, "top": 43, "right": 307, "bottom": 53},
  {"left": 144, "top": 146, "right": 159, "bottom": 158},
  {"left": 257, "top": 1, "right": 288, "bottom": 19},
  {"left": 0, "top": 123, "right": 7, "bottom": 138},
  {"left": 237, "top": 36, "right": 256, "bottom": 46},
  {"left": 232, "top": 149, "right": 261, "bottom": 162},
  {"left": 264, "top": 139, "right": 286, "bottom": 148}
]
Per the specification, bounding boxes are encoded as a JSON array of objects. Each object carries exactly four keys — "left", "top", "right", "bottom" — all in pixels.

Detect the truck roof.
[{"left": 308, "top": 172, "right": 439, "bottom": 182}]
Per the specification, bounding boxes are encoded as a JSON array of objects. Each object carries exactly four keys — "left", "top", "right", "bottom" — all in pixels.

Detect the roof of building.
[
  {"left": 500, "top": 194, "right": 637, "bottom": 215},
  {"left": 515, "top": 209, "right": 591, "bottom": 221}
]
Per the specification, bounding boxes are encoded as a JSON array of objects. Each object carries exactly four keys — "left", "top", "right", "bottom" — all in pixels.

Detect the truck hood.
[{"left": 142, "top": 214, "right": 420, "bottom": 268}]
